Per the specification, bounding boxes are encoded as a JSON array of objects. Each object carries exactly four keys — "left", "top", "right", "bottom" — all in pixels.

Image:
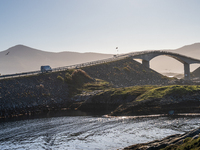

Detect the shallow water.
[{"left": 0, "top": 114, "right": 200, "bottom": 150}]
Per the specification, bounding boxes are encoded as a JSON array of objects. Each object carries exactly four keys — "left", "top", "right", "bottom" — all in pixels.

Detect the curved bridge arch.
[{"left": 128, "top": 51, "right": 200, "bottom": 80}]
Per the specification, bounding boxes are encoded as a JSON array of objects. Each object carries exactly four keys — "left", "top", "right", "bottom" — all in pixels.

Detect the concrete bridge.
[
  {"left": 127, "top": 51, "right": 200, "bottom": 80},
  {"left": 1, "top": 50, "right": 200, "bottom": 80}
]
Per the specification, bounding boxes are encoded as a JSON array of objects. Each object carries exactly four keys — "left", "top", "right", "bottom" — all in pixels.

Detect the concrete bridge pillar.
[
  {"left": 142, "top": 60, "right": 150, "bottom": 68},
  {"left": 184, "top": 62, "right": 190, "bottom": 80}
]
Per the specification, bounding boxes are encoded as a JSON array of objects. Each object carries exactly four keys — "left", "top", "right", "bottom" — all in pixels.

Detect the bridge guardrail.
[
  {"left": 0, "top": 53, "right": 128, "bottom": 79},
  {"left": 2, "top": 50, "right": 198, "bottom": 79},
  {"left": 0, "top": 71, "right": 41, "bottom": 79}
]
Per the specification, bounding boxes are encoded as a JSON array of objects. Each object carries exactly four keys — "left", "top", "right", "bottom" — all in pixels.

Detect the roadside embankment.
[
  {"left": 82, "top": 57, "right": 170, "bottom": 87},
  {"left": 0, "top": 71, "right": 71, "bottom": 118},
  {"left": 0, "top": 69, "right": 95, "bottom": 118}
]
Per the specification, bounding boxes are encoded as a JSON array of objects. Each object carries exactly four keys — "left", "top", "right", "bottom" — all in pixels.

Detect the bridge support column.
[
  {"left": 184, "top": 62, "right": 190, "bottom": 80},
  {"left": 142, "top": 60, "right": 149, "bottom": 68}
]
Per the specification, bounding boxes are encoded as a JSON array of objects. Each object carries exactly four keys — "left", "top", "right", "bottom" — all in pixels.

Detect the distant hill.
[
  {"left": 150, "top": 43, "right": 200, "bottom": 75},
  {"left": 175, "top": 43, "right": 200, "bottom": 55},
  {"left": 0, "top": 45, "right": 113, "bottom": 75}
]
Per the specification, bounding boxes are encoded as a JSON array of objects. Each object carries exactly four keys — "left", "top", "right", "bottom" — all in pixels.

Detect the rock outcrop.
[
  {"left": 111, "top": 87, "right": 200, "bottom": 116},
  {"left": 124, "top": 127, "right": 200, "bottom": 150}
]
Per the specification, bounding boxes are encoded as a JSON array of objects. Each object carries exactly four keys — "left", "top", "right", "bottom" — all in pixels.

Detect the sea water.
[{"left": 0, "top": 113, "right": 200, "bottom": 150}]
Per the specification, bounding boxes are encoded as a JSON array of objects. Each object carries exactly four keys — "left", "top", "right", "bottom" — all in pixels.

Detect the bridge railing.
[
  {"left": 52, "top": 54, "right": 128, "bottom": 72},
  {"left": 0, "top": 71, "right": 41, "bottom": 79},
  {"left": 0, "top": 53, "right": 128, "bottom": 79},
  {"left": 2, "top": 49, "right": 199, "bottom": 79},
  {"left": 127, "top": 50, "right": 200, "bottom": 62}
]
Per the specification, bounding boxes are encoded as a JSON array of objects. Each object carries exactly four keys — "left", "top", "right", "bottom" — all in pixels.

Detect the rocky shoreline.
[{"left": 124, "top": 127, "right": 200, "bottom": 150}]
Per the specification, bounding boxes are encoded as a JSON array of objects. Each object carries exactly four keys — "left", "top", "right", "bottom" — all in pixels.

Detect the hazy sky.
[{"left": 0, "top": 0, "right": 200, "bottom": 54}]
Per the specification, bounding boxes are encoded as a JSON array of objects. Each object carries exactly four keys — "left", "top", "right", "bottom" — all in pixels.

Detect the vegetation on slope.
[
  {"left": 82, "top": 79, "right": 112, "bottom": 91},
  {"left": 108, "top": 85, "right": 200, "bottom": 116},
  {"left": 136, "top": 85, "right": 200, "bottom": 101},
  {"left": 161, "top": 137, "right": 200, "bottom": 150},
  {"left": 57, "top": 69, "right": 113, "bottom": 96},
  {"left": 94, "top": 85, "right": 156, "bottom": 98},
  {"left": 82, "top": 57, "right": 170, "bottom": 87},
  {"left": 81, "top": 85, "right": 200, "bottom": 104}
]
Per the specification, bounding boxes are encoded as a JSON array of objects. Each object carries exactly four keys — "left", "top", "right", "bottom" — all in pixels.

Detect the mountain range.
[
  {"left": 0, "top": 45, "right": 113, "bottom": 75},
  {"left": 0, "top": 43, "right": 200, "bottom": 75}
]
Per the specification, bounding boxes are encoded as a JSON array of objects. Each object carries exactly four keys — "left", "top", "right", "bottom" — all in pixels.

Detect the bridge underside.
[
  {"left": 140, "top": 60, "right": 190, "bottom": 80},
  {"left": 130, "top": 51, "right": 200, "bottom": 80}
]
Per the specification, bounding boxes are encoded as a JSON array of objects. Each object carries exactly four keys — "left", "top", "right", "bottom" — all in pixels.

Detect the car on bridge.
[{"left": 41, "top": 65, "right": 52, "bottom": 73}]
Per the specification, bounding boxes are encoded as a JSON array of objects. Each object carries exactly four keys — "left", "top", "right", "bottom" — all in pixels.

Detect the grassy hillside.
[
  {"left": 136, "top": 85, "right": 200, "bottom": 101},
  {"left": 108, "top": 85, "right": 200, "bottom": 116},
  {"left": 68, "top": 84, "right": 200, "bottom": 116},
  {"left": 82, "top": 57, "right": 170, "bottom": 87}
]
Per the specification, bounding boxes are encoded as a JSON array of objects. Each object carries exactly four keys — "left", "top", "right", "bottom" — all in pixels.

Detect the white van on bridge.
[{"left": 41, "top": 65, "right": 52, "bottom": 73}]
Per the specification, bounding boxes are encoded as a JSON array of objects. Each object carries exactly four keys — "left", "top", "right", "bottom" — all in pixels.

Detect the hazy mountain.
[
  {"left": 150, "top": 43, "right": 200, "bottom": 75},
  {"left": 175, "top": 43, "right": 200, "bottom": 56},
  {"left": 0, "top": 45, "right": 113, "bottom": 75}
]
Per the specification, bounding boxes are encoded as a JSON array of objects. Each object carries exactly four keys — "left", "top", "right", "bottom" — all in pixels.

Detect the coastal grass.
[
  {"left": 136, "top": 85, "right": 200, "bottom": 101},
  {"left": 94, "top": 85, "right": 200, "bottom": 101},
  {"left": 91, "top": 85, "right": 157, "bottom": 100},
  {"left": 161, "top": 137, "right": 200, "bottom": 150},
  {"left": 81, "top": 79, "right": 113, "bottom": 91},
  {"left": 57, "top": 69, "right": 113, "bottom": 96},
  {"left": 72, "top": 83, "right": 200, "bottom": 102},
  {"left": 109, "top": 86, "right": 156, "bottom": 97},
  {"left": 57, "top": 69, "right": 200, "bottom": 102},
  {"left": 114, "top": 67, "right": 120, "bottom": 71},
  {"left": 57, "top": 75, "right": 64, "bottom": 82},
  {"left": 66, "top": 77, "right": 156, "bottom": 99},
  {"left": 123, "top": 67, "right": 130, "bottom": 72},
  {"left": 64, "top": 73, "right": 72, "bottom": 84}
]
